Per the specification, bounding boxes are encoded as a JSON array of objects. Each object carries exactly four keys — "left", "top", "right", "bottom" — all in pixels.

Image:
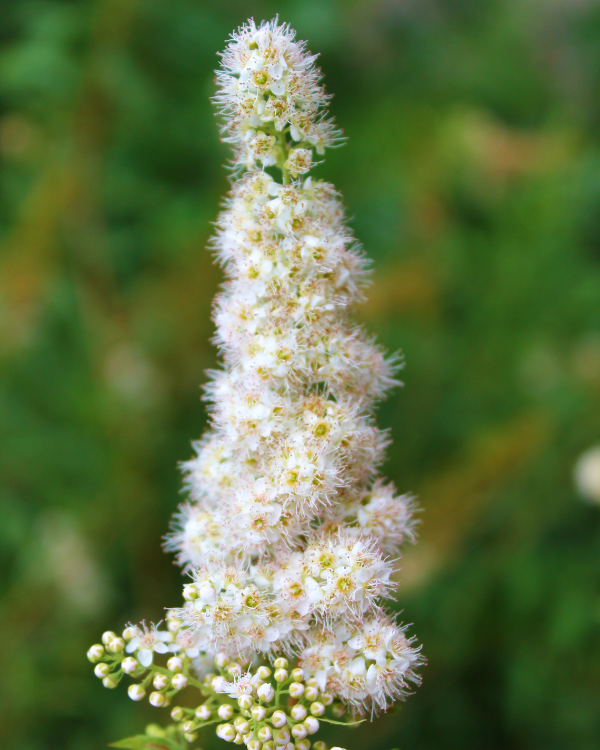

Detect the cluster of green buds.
[{"left": 88, "top": 628, "right": 355, "bottom": 750}]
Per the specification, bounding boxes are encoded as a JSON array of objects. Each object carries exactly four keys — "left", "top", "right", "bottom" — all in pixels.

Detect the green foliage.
[{"left": 2, "top": 1, "right": 600, "bottom": 750}]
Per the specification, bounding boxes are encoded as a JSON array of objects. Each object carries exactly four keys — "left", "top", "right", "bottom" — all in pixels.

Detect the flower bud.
[
  {"left": 251, "top": 705, "right": 267, "bottom": 721},
  {"left": 247, "top": 740, "right": 261, "bottom": 750},
  {"left": 101, "top": 631, "right": 117, "bottom": 645},
  {"left": 123, "top": 626, "right": 138, "bottom": 641},
  {"left": 167, "top": 656, "right": 183, "bottom": 673},
  {"left": 274, "top": 668, "right": 288, "bottom": 683},
  {"left": 292, "top": 724, "right": 307, "bottom": 740},
  {"left": 128, "top": 684, "right": 146, "bottom": 701},
  {"left": 321, "top": 692, "right": 333, "bottom": 706},
  {"left": 238, "top": 694, "right": 254, "bottom": 709},
  {"left": 234, "top": 717, "right": 250, "bottom": 732},
  {"left": 215, "top": 652, "right": 230, "bottom": 668},
  {"left": 102, "top": 675, "right": 119, "bottom": 689},
  {"left": 330, "top": 747, "right": 347, "bottom": 750},
  {"left": 217, "top": 723, "right": 236, "bottom": 742},
  {"left": 196, "top": 705, "right": 212, "bottom": 721},
  {"left": 289, "top": 682, "right": 304, "bottom": 699},
  {"left": 270, "top": 710, "right": 287, "bottom": 728},
  {"left": 167, "top": 618, "right": 182, "bottom": 633},
  {"left": 218, "top": 704, "right": 234, "bottom": 720},
  {"left": 257, "top": 683, "right": 275, "bottom": 702},
  {"left": 313, "top": 743, "right": 327, "bottom": 750},
  {"left": 296, "top": 741, "right": 311, "bottom": 750},
  {"left": 263, "top": 742, "right": 274, "bottom": 750},
  {"left": 274, "top": 729, "right": 290, "bottom": 746},
  {"left": 258, "top": 726, "right": 273, "bottom": 742},
  {"left": 149, "top": 691, "right": 168, "bottom": 707},
  {"left": 87, "top": 644, "right": 105, "bottom": 663},
  {"left": 257, "top": 665, "right": 272, "bottom": 680},
  {"left": 184, "top": 733, "right": 199, "bottom": 743},
  {"left": 304, "top": 717, "right": 319, "bottom": 735},
  {"left": 94, "top": 663, "right": 111, "bottom": 679},
  {"left": 171, "top": 706, "right": 185, "bottom": 721},
  {"left": 233, "top": 734, "right": 244, "bottom": 745},
  {"left": 153, "top": 673, "right": 169, "bottom": 690},
  {"left": 273, "top": 657, "right": 289, "bottom": 669},
  {"left": 170, "top": 672, "right": 187, "bottom": 690},
  {"left": 182, "top": 721, "right": 196, "bottom": 733},
  {"left": 122, "top": 656, "right": 138, "bottom": 674},
  {"left": 290, "top": 668, "right": 304, "bottom": 683},
  {"left": 227, "top": 662, "right": 242, "bottom": 677},
  {"left": 107, "top": 637, "right": 125, "bottom": 654},
  {"left": 304, "top": 686, "right": 319, "bottom": 702},
  {"left": 183, "top": 584, "right": 199, "bottom": 600},
  {"left": 291, "top": 705, "right": 307, "bottom": 721},
  {"left": 310, "top": 702, "right": 325, "bottom": 717}
]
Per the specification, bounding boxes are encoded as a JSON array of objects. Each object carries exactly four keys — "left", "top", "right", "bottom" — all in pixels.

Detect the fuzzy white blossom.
[{"left": 162, "top": 18, "right": 424, "bottom": 716}]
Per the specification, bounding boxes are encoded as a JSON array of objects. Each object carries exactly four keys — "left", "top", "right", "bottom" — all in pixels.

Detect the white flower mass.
[{"left": 164, "top": 18, "right": 423, "bottom": 714}]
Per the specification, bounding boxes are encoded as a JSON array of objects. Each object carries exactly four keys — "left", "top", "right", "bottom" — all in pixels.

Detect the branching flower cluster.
[{"left": 88, "top": 18, "right": 423, "bottom": 750}]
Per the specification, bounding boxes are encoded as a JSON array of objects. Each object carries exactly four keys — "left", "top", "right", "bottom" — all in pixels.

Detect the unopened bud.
[
  {"left": 321, "top": 692, "right": 333, "bottom": 706},
  {"left": 94, "top": 663, "right": 111, "bottom": 679},
  {"left": 291, "top": 668, "right": 304, "bottom": 682},
  {"left": 263, "top": 742, "right": 274, "bottom": 750},
  {"left": 234, "top": 717, "right": 250, "bottom": 732},
  {"left": 291, "top": 705, "right": 307, "bottom": 721},
  {"left": 331, "top": 703, "right": 345, "bottom": 718},
  {"left": 227, "top": 662, "right": 242, "bottom": 677},
  {"left": 182, "top": 721, "right": 196, "bottom": 733},
  {"left": 217, "top": 723, "right": 236, "bottom": 741},
  {"left": 171, "top": 706, "right": 185, "bottom": 721},
  {"left": 251, "top": 704, "right": 267, "bottom": 721},
  {"left": 196, "top": 705, "right": 212, "bottom": 721},
  {"left": 257, "top": 726, "right": 273, "bottom": 742},
  {"left": 289, "top": 682, "right": 304, "bottom": 698},
  {"left": 296, "top": 741, "right": 311, "bottom": 750},
  {"left": 330, "top": 747, "right": 347, "bottom": 750},
  {"left": 183, "top": 584, "right": 198, "bottom": 601},
  {"left": 233, "top": 734, "right": 244, "bottom": 746},
  {"left": 128, "top": 684, "right": 146, "bottom": 701},
  {"left": 101, "top": 631, "right": 117, "bottom": 645},
  {"left": 149, "top": 691, "right": 168, "bottom": 707},
  {"left": 257, "top": 682, "right": 275, "bottom": 702},
  {"left": 274, "top": 668, "right": 288, "bottom": 683},
  {"left": 103, "top": 675, "right": 119, "bottom": 689},
  {"left": 274, "top": 728, "right": 290, "bottom": 746},
  {"left": 247, "top": 740, "right": 261, "bottom": 750},
  {"left": 257, "top": 665, "right": 271, "bottom": 680},
  {"left": 167, "top": 618, "right": 182, "bottom": 633},
  {"left": 184, "top": 733, "right": 198, "bottom": 743},
  {"left": 304, "top": 717, "right": 319, "bottom": 735},
  {"left": 292, "top": 724, "right": 308, "bottom": 740},
  {"left": 87, "top": 644, "right": 105, "bottom": 663},
  {"left": 304, "top": 686, "right": 319, "bottom": 702},
  {"left": 270, "top": 710, "right": 287, "bottom": 728},
  {"left": 310, "top": 702, "right": 325, "bottom": 717},
  {"left": 273, "top": 657, "right": 288, "bottom": 669},
  {"left": 121, "top": 656, "right": 137, "bottom": 674},
  {"left": 238, "top": 694, "right": 254, "bottom": 709},
  {"left": 313, "top": 743, "right": 327, "bottom": 750},
  {"left": 167, "top": 656, "right": 183, "bottom": 673},
  {"left": 171, "top": 673, "right": 188, "bottom": 690},
  {"left": 107, "top": 637, "right": 125, "bottom": 654},
  {"left": 123, "top": 626, "right": 138, "bottom": 641},
  {"left": 153, "top": 673, "right": 169, "bottom": 690},
  {"left": 214, "top": 652, "right": 230, "bottom": 668},
  {"left": 218, "top": 704, "right": 234, "bottom": 720}
]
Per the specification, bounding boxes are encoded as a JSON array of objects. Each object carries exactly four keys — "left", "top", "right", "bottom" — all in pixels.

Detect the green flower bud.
[
  {"left": 94, "top": 663, "right": 111, "bottom": 679},
  {"left": 171, "top": 706, "right": 185, "bottom": 721},
  {"left": 184, "top": 732, "right": 198, "bottom": 743},
  {"left": 290, "top": 668, "right": 304, "bottom": 682},
  {"left": 87, "top": 644, "right": 105, "bottom": 663},
  {"left": 273, "top": 657, "right": 288, "bottom": 669},
  {"left": 274, "top": 668, "right": 288, "bottom": 683},
  {"left": 101, "top": 631, "right": 117, "bottom": 645},
  {"left": 128, "top": 684, "right": 146, "bottom": 701},
  {"left": 102, "top": 675, "right": 119, "bottom": 689},
  {"left": 107, "top": 637, "right": 125, "bottom": 654},
  {"left": 218, "top": 704, "right": 234, "bottom": 720}
]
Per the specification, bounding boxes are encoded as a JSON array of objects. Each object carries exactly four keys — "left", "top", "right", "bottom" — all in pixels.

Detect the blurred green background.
[{"left": 2, "top": 0, "right": 600, "bottom": 748}]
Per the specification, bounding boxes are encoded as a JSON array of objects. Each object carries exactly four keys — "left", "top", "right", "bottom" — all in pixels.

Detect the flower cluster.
[
  {"left": 89, "top": 18, "right": 424, "bottom": 750},
  {"left": 214, "top": 18, "right": 342, "bottom": 172}
]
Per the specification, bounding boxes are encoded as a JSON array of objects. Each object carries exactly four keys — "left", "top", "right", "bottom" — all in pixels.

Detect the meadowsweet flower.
[{"left": 89, "top": 17, "right": 424, "bottom": 744}]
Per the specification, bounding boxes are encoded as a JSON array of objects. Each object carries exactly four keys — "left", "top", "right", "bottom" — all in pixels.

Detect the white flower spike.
[{"left": 89, "top": 18, "right": 424, "bottom": 748}]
